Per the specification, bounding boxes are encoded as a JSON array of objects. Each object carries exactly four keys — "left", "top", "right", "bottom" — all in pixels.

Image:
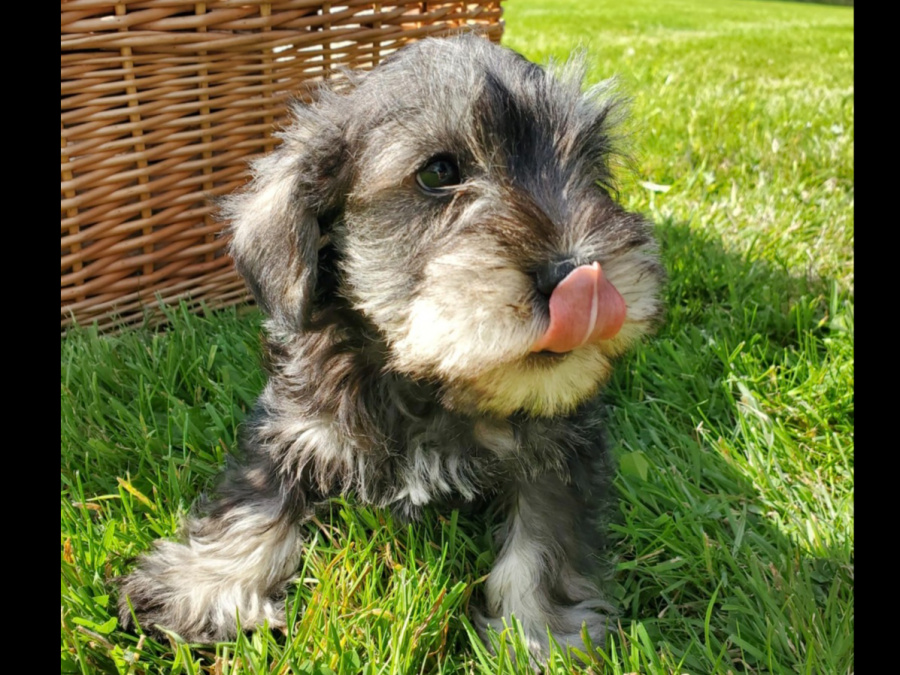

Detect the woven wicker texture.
[{"left": 61, "top": 1, "right": 503, "bottom": 333}]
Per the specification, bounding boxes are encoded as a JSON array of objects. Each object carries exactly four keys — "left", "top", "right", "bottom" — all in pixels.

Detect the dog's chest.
[
  {"left": 389, "top": 417, "right": 497, "bottom": 513},
  {"left": 387, "top": 415, "right": 573, "bottom": 520}
]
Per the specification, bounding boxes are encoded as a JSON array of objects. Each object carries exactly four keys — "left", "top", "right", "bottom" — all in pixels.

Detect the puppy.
[{"left": 118, "top": 34, "right": 664, "bottom": 660}]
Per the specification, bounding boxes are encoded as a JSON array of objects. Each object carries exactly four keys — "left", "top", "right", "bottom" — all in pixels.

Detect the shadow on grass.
[
  {"left": 599, "top": 219, "right": 852, "bottom": 672},
  {"left": 61, "top": 219, "right": 852, "bottom": 673}
]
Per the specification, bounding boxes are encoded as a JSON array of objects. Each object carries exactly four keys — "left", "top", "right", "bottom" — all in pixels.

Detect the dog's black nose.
[{"left": 535, "top": 260, "right": 577, "bottom": 297}]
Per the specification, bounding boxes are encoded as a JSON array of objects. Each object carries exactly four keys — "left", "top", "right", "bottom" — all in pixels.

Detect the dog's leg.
[
  {"left": 478, "top": 466, "right": 611, "bottom": 660},
  {"left": 118, "top": 440, "right": 310, "bottom": 642}
]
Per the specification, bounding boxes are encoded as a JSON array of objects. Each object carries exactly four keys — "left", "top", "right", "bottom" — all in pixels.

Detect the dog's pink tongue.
[{"left": 532, "top": 262, "right": 626, "bottom": 353}]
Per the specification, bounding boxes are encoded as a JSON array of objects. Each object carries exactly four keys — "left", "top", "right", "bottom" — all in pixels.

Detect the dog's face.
[{"left": 227, "top": 36, "right": 664, "bottom": 417}]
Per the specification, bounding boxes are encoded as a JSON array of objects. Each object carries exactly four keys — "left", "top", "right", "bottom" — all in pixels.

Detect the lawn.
[{"left": 61, "top": 0, "right": 854, "bottom": 673}]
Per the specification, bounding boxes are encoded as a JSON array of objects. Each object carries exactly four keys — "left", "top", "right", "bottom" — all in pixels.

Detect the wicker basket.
[{"left": 61, "top": 1, "right": 503, "bottom": 333}]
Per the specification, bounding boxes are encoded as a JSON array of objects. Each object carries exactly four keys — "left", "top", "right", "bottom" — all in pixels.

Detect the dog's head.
[{"left": 226, "top": 35, "right": 664, "bottom": 418}]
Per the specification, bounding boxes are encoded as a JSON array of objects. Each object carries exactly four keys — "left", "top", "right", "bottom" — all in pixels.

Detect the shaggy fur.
[{"left": 118, "top": 34, "right": 665, "bottom": 660}]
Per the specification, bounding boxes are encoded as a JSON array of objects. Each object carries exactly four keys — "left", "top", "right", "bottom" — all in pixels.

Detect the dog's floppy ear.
[{"left": 224, "top": 98, "right": 349, "bottom": 330}]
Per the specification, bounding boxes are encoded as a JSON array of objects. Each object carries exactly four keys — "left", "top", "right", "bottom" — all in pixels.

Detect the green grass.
[{"left": 61, "top": 1, "right": 853, "bottom": 672}]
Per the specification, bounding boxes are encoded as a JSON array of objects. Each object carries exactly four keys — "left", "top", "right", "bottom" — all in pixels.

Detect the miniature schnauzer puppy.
[{"left": 118, "top": 34, "right": 664, "bottom": 660}]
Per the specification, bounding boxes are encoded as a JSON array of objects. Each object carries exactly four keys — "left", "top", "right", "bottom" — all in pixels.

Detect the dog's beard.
[
  {"left": 447, "top": 345, "right": 614, "bottom": 417},
  {"left": 386, "top": 259, "right": 608, "bottom": 416},
  {"left": 344, "top": 235, "right": 658, "bottom": 417}
]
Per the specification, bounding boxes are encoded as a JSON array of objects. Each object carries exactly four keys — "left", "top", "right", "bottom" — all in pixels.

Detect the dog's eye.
[{"left": 416, "top": 156, "right": 460, "bottom": 192}]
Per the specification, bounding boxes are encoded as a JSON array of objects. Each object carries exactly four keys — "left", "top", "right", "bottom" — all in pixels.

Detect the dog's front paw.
[
  {"left": 474, "top": 601, "right": 610, "bottom": 663},
  {"left": 118, "top": 540, "right": 287, "bottom": 642}
]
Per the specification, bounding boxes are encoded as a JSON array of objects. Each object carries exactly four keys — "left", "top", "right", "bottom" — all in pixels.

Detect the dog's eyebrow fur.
[
  {"left": 118, "top": 34, "right": 664, "bottom": 662},
  {"left": 476, "top": 68, "right": 548, "bottom": 165}
]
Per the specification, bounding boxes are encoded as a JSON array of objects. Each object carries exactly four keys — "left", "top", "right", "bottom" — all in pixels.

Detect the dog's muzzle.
[{"left": 531, "top": 262, "right": 626, "bottom": 354}]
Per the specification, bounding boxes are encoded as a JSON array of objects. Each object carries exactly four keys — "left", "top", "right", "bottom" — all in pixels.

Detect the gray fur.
[{"left": 118, "top": 34, "right": 664, "bottom": 661}]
